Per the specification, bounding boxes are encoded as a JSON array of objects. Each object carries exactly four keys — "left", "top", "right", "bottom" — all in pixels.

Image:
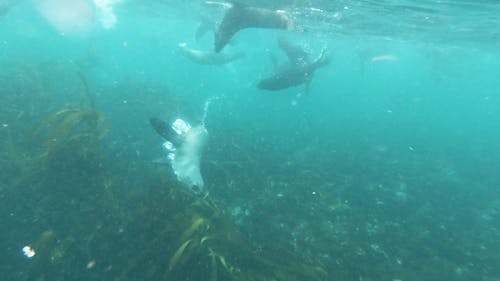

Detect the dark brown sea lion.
[
  {"left": 257, "top": 38, "right": 330, "bottom": 92},
  {"left": 214, "top": 3, "right": 295, "bottom": 52}
]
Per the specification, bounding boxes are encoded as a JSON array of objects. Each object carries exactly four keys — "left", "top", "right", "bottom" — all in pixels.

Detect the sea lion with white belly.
[{"left": 150, "top": 117, "right": 208, "bottom": 193}]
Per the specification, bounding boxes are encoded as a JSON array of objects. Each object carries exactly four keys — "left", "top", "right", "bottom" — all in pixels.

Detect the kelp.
[
  {"left": 0, "top": 125, "right": 29, "bottom": 184},
  {"left": 1, "top": 63, "right": 108, "bottom": 190},
  {"left": 28, "top": 67, "right": 106, "bottom": 181},
  {"left": 141, "top": 185, "right": 327, "bottom": 281},
  {"left": 104, "top": 175, "right": 327, "bottom": 281},
  {"left": 167, "top": 205, "right": 327, "bottom": 281},
  {"left": 26, "top": 230, "right": 58, "bottom": 280},
  {"left": 16, "top": 105, "right": 107, "bottom": 190}
]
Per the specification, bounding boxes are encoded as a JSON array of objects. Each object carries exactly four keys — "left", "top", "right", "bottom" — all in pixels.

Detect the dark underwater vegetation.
[{"left": 1, "top": 1, "right": 500, "bottom": 281}]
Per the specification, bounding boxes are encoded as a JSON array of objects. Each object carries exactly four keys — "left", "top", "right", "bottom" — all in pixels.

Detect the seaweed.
[
  {"left": 26, "top": 230, "right": 59, "bottom": 280},
  {"left": 161, "top": 190, "right": 327, "bottom": 281},
  {"left": 8, "top": 105, "right": 107, "bottom": 194},
  {"left": 101, "top": 174, "right": 327, "bottom": 281}
]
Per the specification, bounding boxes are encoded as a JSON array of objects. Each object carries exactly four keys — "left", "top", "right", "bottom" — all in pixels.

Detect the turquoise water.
[{"left": 1, "top": 1, "right": 499, "bottom": 281}]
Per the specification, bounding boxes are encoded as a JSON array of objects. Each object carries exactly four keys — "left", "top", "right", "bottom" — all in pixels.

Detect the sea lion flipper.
[
  {"left": 150, "top": 117, "right": 170, "bottom": 140},
  {"left": 149, "top": 117, "right": 184, "bottom": 146}
]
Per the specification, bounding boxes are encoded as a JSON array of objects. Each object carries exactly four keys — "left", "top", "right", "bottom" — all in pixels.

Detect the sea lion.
[
  {"left": 150, "top": 117, "right": 208, "bottom": 193},
  {"left": 214, "top": 3, "right": 295, "bottom": 52},
  {"left": 257, "top": 38, "right": 330, "bottom": 92},
  {"left": 178, "top": 42, "right": 245, "bottom": 65}
]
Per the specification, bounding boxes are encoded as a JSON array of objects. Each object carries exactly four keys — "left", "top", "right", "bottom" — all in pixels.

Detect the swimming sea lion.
[
  {"left": 257, "top": 38, "right": 330, "bottom": 92},
  {"left": 214, "top": 3, "right": 295, "bottom": 52},
  {"left": 150, "top": 117, "right": 208, "bottom": 193},
  {"left": 178, "top": 42, "right": 245, "bottom": 65}
]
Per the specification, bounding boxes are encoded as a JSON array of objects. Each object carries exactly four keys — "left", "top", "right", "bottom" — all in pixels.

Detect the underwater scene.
[{"left": 1, "top": 1, "right": 499, "bottom": 280}]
